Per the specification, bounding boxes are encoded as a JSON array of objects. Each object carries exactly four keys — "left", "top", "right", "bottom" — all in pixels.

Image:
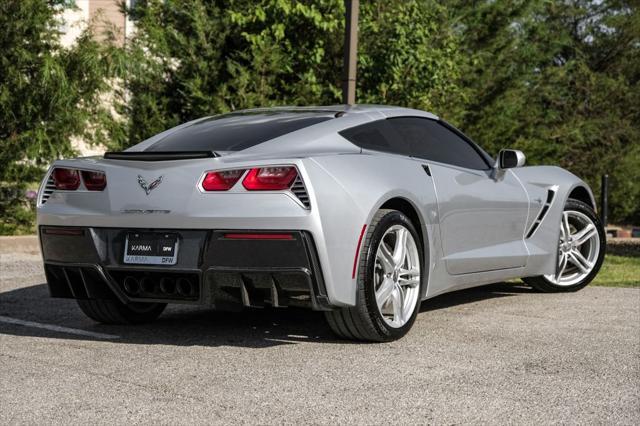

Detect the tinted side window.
[
  {"left": 339, "top": 120, "right": 410, "bottom": 156},
  {"left": 388, "top": 117, "right": 489, "bottom": 170}
]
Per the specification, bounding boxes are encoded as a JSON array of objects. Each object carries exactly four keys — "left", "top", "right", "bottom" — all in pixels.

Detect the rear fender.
[{"left": 307, "top": 154, "right": 439, "bottom": 306}]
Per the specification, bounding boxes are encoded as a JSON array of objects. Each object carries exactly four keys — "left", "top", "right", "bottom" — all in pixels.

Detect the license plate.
[{"left": 124, "top": 232, "right": 179, "bottom": 265}]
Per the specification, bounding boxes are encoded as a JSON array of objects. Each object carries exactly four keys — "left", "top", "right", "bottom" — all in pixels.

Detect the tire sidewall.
[{"left": 361, "top": 210, "right": 423, "bottom": 340}]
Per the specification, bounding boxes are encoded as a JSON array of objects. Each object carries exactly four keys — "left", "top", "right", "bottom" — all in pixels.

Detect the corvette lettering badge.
[{"left": 138, "top": 175, "right": 163, "bottom": 195}]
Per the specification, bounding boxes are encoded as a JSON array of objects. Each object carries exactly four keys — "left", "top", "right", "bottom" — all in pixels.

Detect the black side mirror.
[{"left": 497, "top": 149, "right": 526, "bottom": 169}]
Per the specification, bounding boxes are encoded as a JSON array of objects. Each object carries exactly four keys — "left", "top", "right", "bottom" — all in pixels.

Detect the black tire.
[
  {"left": 325, "top": 209, "right": 424, "bottom": 342},
  {"left": 523, "top": 199, "right": 605, "bottom": 292},
  {"left": 77, "top": 299, "right": 166, "bottom": 324}
]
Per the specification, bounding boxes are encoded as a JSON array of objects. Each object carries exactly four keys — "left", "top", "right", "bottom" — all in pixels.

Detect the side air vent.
[
  {"left": 291, "top": 176, "right": 310, "bottom": 209},
  {"left": 39, "top": 175, "right": 56, "bottom": 205},
  {"left": 526, "top": 189, "right": 556, "bottom": 238}
]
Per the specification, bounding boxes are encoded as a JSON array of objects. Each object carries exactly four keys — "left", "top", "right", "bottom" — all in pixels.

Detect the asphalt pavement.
[{"left": 0, "top": 252, "right": 638, "bottom": 424}]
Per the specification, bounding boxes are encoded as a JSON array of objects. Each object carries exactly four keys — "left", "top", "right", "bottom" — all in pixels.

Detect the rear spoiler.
[{"left": 103, "top": 151, "right": 218, "bottom": 161}]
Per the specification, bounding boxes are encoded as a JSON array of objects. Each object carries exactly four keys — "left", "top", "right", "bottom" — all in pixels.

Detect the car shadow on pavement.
[
  {"left": 420, "top": 282, "right": 532, "bottom": 312},
  {"left": 0, "top": 282, "right": 533, "bottom": 348}
]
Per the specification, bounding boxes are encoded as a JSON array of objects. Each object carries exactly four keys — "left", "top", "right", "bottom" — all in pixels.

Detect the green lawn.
[{"left": 593, "top": 255, "right": 640, "bottom": 288}]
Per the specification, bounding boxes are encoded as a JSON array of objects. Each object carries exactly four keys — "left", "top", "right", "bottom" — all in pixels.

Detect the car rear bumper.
[{"left": 39, "top": 226, "right": 332, "bottom": 311}]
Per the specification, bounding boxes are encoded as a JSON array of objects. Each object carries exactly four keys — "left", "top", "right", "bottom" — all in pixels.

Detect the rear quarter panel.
[{"left": 307, "top": 152, "right": 442, "bottom": 305}]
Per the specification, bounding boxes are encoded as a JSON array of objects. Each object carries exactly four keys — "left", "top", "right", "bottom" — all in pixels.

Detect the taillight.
[
  {"left": 52, "top": 168, "right": 80, "bottom": 190},
  {"left": 242, "top": 166, "right": 298, "bottom": 191},
  {"left": 81, "top": 170, "right": 107, "bottom": 191},
  {"left": 202, "top": 169, "right": 246, "bottom": 191}
]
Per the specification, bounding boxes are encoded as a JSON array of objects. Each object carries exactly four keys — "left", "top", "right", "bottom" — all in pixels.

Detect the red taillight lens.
[
  {"left": 81, "top": 170, "right": 107, "bottom": 191},
  {"left": 202, "top": 169, "right": 246, "bottom": 191},
  {"left": 242, "top": 166, "right": 298, "bottom": 191},
  {"left": 52, "top": 168, "right": 80, "bottom": 190}
]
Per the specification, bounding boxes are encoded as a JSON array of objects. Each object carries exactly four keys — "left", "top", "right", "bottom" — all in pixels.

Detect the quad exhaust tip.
[
  {"left": 123, "top": 276, "right": 140, "bottom": 295},
  {"left": 121, "top": 275, "right": 194, "bottom": 298},
  {"left": 159, "top": 277, "right": 176, "bottom": 295},
  {"left": 176, "top": 278, "right": 192, "bottom": 296},
  {"left": 140, "top": 276, "right": 155, "bottom": 294}
]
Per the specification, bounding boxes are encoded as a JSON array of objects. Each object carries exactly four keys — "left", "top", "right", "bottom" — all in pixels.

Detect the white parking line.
[{"left": 0, "top": 315, "right": 119, "bottom": 340}]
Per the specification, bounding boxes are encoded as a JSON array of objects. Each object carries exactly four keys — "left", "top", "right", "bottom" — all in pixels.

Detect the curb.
[{"left": 0, "top": 235, "right": 41, "bottom": 255}]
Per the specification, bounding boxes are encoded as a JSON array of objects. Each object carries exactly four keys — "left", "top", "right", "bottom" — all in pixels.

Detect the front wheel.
[
  {"left": 325, "top": 209, "right": 423, "bottom": 342},
  {"left": 523, "top": 199, "right": 605, "bottom": 292}
]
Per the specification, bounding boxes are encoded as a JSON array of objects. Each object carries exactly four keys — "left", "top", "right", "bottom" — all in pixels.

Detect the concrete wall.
[
  {"left": 89, "top": 0, "right": 127, "bottom": 45},
  {"left": 59, "top": 1, "right": 90, "bottom": 48},
  {"left": 61, "top": 0, "right": 134, "bottom": 47}
]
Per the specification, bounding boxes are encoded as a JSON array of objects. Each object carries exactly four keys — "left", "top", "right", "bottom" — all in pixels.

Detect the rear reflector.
[
  {"left": 52, "top": 168, "right": 80, "bottom": 190},
  {"left": 242, "top": 166, "right": 298, "bottom": 191},
  {"left": 81, "top": 170, "right": 107, "bottom": 191},
  {"left": 202, "top": 169, "right": 246, "bottom": 191},
  {"left": 42, "top": 227, "right": 85, "bottom": 236},
  {"left": 352, "top": 225, "right": 367, "bottom": 279},
  {"left": 223, "top": 233, "right": 294, "bottom": 240}
]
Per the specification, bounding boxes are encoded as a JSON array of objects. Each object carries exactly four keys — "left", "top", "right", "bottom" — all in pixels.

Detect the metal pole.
[
  {"left": 342, "top": 0, "right": 359, "bottom": 105},
  {"left": 601, "top": 174, "right": 608, "bottom": 226}
]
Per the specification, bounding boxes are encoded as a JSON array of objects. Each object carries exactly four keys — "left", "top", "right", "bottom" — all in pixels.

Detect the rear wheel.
[
  {"left": 325, "top": 209, "right": 423, "bottom": 342},
  {"left": 523, "top": 199, "right": 605, "bottom": 292},
  {"left": 77, "top": 299, "right": 166, "bottom": 324}
]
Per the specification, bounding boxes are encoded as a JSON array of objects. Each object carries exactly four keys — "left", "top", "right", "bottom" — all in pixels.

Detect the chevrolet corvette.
[{"left": 37, "top": 105, "right": 605, "bottom": 341}]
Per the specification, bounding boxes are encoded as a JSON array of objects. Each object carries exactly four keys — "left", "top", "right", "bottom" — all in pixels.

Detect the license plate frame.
[{"left": 123, "top": 232, "right": 179, "bottom": 265}]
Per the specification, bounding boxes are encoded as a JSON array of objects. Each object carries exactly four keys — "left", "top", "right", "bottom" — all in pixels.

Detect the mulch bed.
[{"left": 606, "top": 238, "right": 640, "bottom": 257}]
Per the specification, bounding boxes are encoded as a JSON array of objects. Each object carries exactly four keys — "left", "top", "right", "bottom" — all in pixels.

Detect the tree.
[
  {"left": 2, "top": 0, "right": 637, "bottom": 233},
  {"left": 449, "top": 0, "right": 640, "bottom": 223},
  {"left": 357, "top": 0, "right": 465, "bottom": 116},
  {"left": 115, "top": 0, "right": 466, "bottom": 148},
  {"left": 114, "top": 0, "right": 344, "bottom": 149},
  {"left": 0, "top": 0, "right": 123, "bottom": 233}
]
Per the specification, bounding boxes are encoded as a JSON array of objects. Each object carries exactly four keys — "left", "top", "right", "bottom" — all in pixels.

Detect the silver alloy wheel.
[
  {"left": 544, "top": 210, "right": 600, "bottom": 286},
  {"left": 374, "top": 225, "right": 421, "bottom": 328}
]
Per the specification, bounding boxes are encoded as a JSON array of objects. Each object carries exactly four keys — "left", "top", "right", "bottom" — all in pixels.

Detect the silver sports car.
[{"left": 37, "top": 105, "right": 605, "bottom": 341}]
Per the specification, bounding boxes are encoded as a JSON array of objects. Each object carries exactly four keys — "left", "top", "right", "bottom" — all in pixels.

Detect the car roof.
[
  {"left": 127, "top": 105, "right": 439, "bottom": 155},
  {"left": 235, "top": 104, "right": 438, "bottom": 118}
]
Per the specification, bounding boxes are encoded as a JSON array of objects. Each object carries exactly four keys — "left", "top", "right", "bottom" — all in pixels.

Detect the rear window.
[{"left": 145, "top": 111, "right": 334, "bottom": 152}]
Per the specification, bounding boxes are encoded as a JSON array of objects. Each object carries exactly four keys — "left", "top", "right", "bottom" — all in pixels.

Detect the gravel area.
[{"left": 0, "top": 253, "right": 44, "bottom": 290}]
